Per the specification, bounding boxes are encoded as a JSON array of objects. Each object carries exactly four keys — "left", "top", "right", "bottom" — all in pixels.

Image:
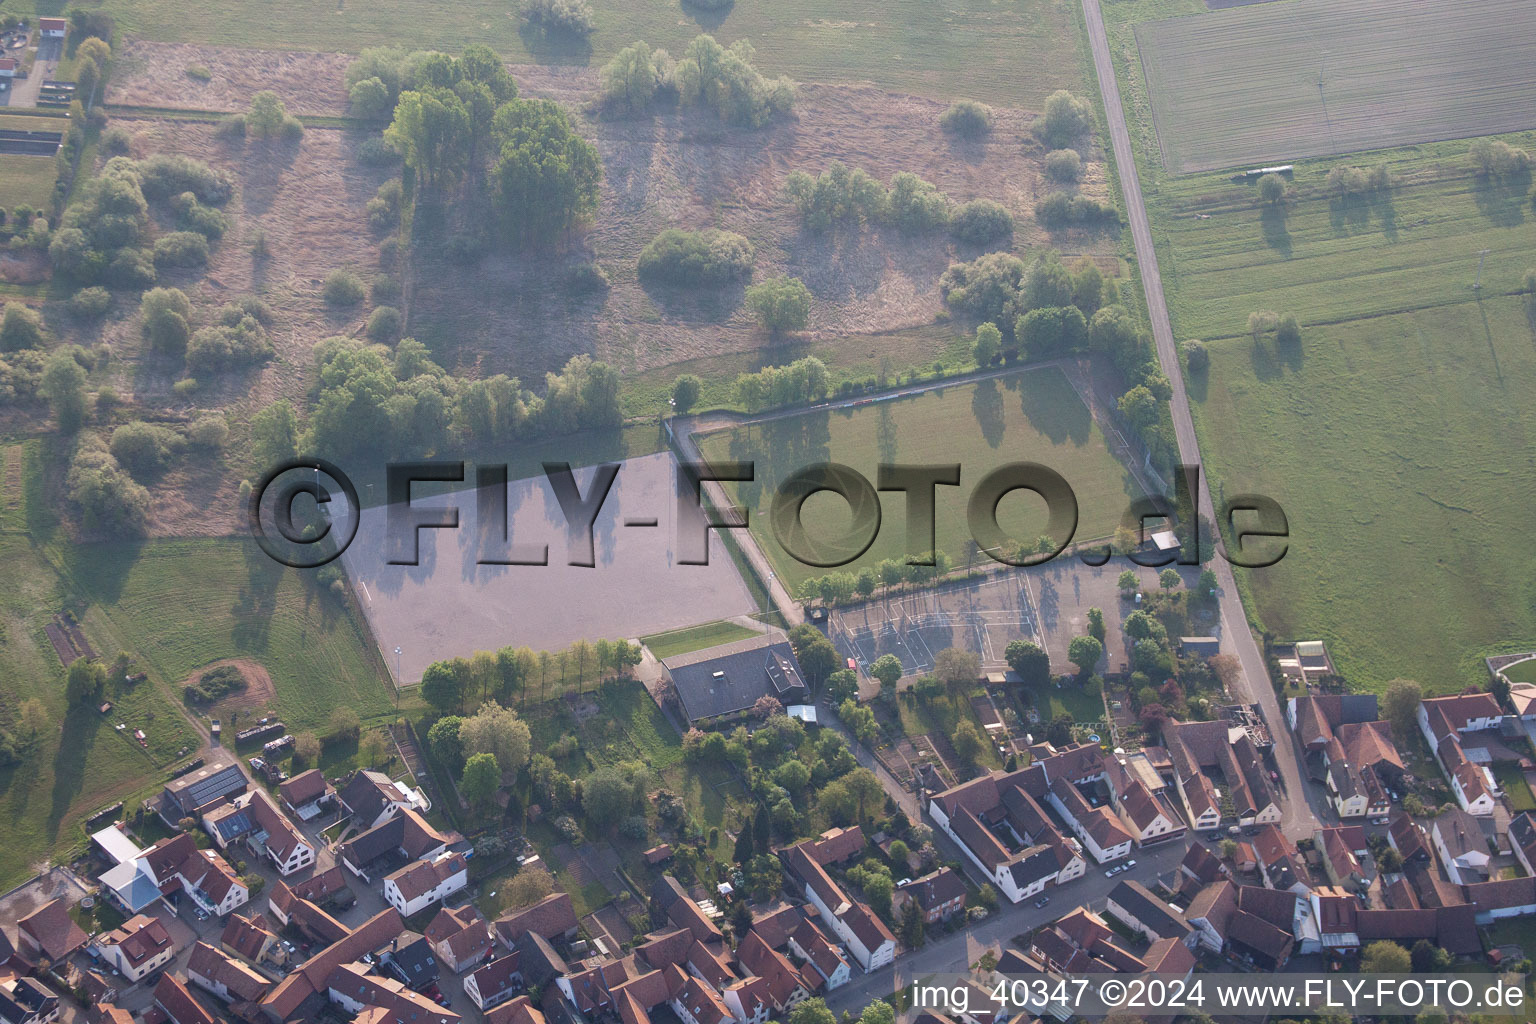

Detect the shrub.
[
  {"left": 565, "top": 262, "right": 610, "bottom": 293},
  {"left": 521, "top": 0, "right": 596, "bottom": 35},
  {"left": 107, "top": 248, "right": 157, "bottom": 288},
  {"left": 67, "top": 436, "right": 150, "bottom": 535},
  {"left": 638, "top": 228, "right": 754, "bottom": 286},
  {"left": 322, "top": 270, "right": 367, "bottom": 306},
  {"left": 139, "top": 288, "right": 193, "bottom": 355},
  {"left": 356, "top": 136, "right": 401, "bottom": 166},
  {"left": 1034, "top": 190, "right": 1117, "bottom": 228},
  {"left": 599, "top": 41, "right": 673, "bottom": 116},
  {"left": 109, "top": 421, "right": 182, "bottom": 478},
  {"left": 1182, "top": 339, "right": 1208, "bottom": 372},
  {"left": 152, "top": 231, "right": 210, "bottom": 268},
  {"left": 939, "top": 99, "right": 992, "bottom": 138},
  {"left": 675, "top": 35, "right": 796, "bottom": 128},
  {"left": 885, "top": 172, "right": 951, "bottom": 232},
  {"left": 185, "top": 65, "right": 212, "bottom": 82},
  {"left": 220, "top": 295, "right": 274, "bottom": 324},
  {"left": 1043, "top": 148, "right": 1082, "bottom": 182},
  {"left": 949, "top": 199, "right": 1014, "bottom": 245},
  {"left": 366, "top": 180, "right": 402, "bottom": 233},
  {"left": 184, "top": 664, "right": 246, "bottom": 703},
  {"left": 134, "top": 154, "right": 234, "bottom": 204},
  {"left": 1470, "top": 139, "right": 1531, "bottom": 179},
  {"left": 940, "top": 251, "right": 1026, "bottom": 325},
  {"left": 187, "top": 413, "right": 229, "bottom": 448},
  {"left": 246, "top": 90, "right": 304, "bottom": 141},
  {"left": 101, "top": 126, "right": 131, "bottom": 155},
  {"left": 0, "top": 302, "right": 46, "bottom": 351},
  {"left": 173, "top": 192, "right": 229, "bottom": 239},
  {"left": 744, "top": 276, "right": 812, "bottom": 333},
  {"left": 1034, "top": 89, "right": 1092, "bottom": 148},
  {"left": 68, "top": 286, "right": 112, "bottom": 319},
  {"left": 366, "top": 306, "right": 402, "bottom": 342},
  {"left": 371, "top": 274, "right": 401, "bottom": 303},
  {"left": 215, "top": 114, "right": 247, "bottom": 140},
  {"left": 186, "top": 314, "right": 273, "bottom": 375}
]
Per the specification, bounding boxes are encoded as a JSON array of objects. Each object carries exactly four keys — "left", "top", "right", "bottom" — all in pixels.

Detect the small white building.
[{"left": 383, "top": 851, "right": 468, "bottom": 917}]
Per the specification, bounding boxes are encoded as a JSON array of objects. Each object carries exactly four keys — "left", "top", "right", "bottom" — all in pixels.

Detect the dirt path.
[{"left": 1080, "top": 0, "right": 1323, "bottom": 839}]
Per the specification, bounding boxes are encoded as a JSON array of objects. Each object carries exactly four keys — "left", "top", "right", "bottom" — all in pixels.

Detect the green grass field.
[
  {"left": 1135, "top": 0, "right": 1536, "bottom": 173},
  {"left": 1495, "top": 763, "right": 1536, "bottom": 813},
  {"left": 0, "top": 533, "right": 198, "bottom": 889},
  {"left": 46, "top": 538, "right": 396, "bottom": 731},
  {"left": 1191, "top": 296, "right": 1536, "bottom": 695},
  {"left": 25, "top": 0, "right": 1085, "bottom": 110},
  {"left": 0, "top": 155, "right": 58, "bottom": 211},
  {"left": 641, "top": 620, "right": 759, "bottom": 661},
  {"left": 1504, "top": 660, "right": 1536, "bottom": 684},
  {"left": 694, "top": 365, "right": 1144, "bottom": 590}
]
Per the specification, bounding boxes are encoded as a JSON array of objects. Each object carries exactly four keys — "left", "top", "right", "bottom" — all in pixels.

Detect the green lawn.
[
  {"left": 1503, "top": 659, "right": 1536, "bottom": 684},
  {"left": 1191, "top": 296, "right": 1536, "bottom": 694},
  {"left": 0, "top": 154, "right": 58, "bottom": 211},
  {"left": 30, "top": 0, "right": 1086, "bottom": 110},
  {"left": 0, "top": 533, "right": 198, "bottom": 889},
  {"left": 1496, "top": 763, "right": 1536, "bottom": 813},
  {"left": 694, "top": 365, "right": 1144, "bottom": 590},
  {"left": 46, "top": 537, "right": 397, "bottom": 731},
  {"left": 641, "top": 620, "right": 759, "bottom": 661}
]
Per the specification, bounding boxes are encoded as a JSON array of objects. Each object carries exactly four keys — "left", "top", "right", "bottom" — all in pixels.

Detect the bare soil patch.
[
  {"left": 415, "top": 73, "right": 1119, "bottom": 380},
  {"left": 106, "top": 40, "right": 352, "bottom": 116},
  {"left": 0, "top": 252, "right": 49, "bottom": 285},
  {"left": 180, "top": 657, "right": 277, "bottom": 713}
]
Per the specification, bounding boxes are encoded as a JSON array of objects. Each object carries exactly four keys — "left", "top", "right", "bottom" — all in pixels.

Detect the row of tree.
[
  {"left": 599, "top": 35, "right": 796, "bottom": 127},
  {"left": 417, "top": 637, "right": 643, "bottom": 717}
]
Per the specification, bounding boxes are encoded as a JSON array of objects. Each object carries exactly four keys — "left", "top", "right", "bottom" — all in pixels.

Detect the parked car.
[
  {"left": 1125, "top": 859, "right": 1137, "bottom": 869},
  {"left": 1034, "top": 896, "right": 1050, "bottom": 908}
]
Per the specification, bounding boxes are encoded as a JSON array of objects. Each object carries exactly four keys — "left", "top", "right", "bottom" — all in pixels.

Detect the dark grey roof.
[
  {"left": 665, "top": 639, "right": 808, "bottom": 722},
  {"left": 1107, "top": 880, "right": 1191, "bottom": 938},
  {"left": 1339, "top": 694, "right": 1380, "bottom": 725},
  {"left": 385, "top": 935, "right": 439, "bottom": 990},
  {"left": 1008, "top": 846, "right": 1061, "bottom": 888},
  {"left": 338, "top": 770, "right": 399, "bottom": 823},
  {"left": 164, "top": 759, "right": 245, "bottom": 813}
]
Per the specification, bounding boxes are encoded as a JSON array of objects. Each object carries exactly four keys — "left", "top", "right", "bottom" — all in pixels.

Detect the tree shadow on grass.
[
  {"left": 679, "top": 0, "right": 733, "bottom": 32},
  {"left": 50, "top": 705, "right": 105, "bottom": 841},
  {"left": 1247, "top": 336, "right": 1303, "bottom": 381},
  {"left": 517, "top": 23, "right": 593, "bottom": 66},
  {"left": 1327, "top": 194, "right": 1371, "bottom": 235},
  {"left": 1473, "top": 169, "right": 1531, "bottom": 228},
  {"left": 1260, "top": 206, "right": 1292, "bottom": 257},
  {"left": 970, "top": 377, "right": 1006, "bottom": 449}
]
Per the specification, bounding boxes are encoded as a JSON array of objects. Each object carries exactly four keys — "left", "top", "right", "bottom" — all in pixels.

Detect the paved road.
[
  {"left": 824, "top": 836, "right": 1191, "bottom": 1013},
  {"left": 1078, "top": 0, "right": 1322, "bottom": 840}
]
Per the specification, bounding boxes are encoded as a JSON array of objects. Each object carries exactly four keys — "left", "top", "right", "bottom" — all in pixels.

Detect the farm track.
[{"left": 1082, "top": 0, "right": 1327, "bottom": 839}]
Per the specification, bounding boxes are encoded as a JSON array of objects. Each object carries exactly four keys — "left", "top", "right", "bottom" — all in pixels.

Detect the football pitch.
[{"left": 1136, "top": 0, "right": 1536, "bottom": 173}]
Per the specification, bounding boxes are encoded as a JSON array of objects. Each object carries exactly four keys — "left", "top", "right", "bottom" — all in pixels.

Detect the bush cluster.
[
  {"left": 675, "top": 35, "right": 795, "bottom": 127},
  {"left": 939, "top": 99, "right": 992, "bottom": 138},
  {"left": 638, "top": 228, "right": 754, "bottom": 286},
  {"left": 1034, "top": 190, "right": 1118, "bottom": 228},
  {"left": 183, "top": 664, "right": 247, "bottom": 704},
  {"left": 521, "top": 0, "right": 596, "bottom": 35}
]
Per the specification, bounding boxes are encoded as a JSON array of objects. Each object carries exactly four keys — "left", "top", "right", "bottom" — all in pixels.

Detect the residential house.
[
  {"left": 337, "top": 769, "right": 421, "bottom": 831},
  {"left": 1431, "top": 808, "right": 1491, "bottom": 884},
  {"left": 1163, "top": 719, "right": 1282, "bottom": 829},
  {"left": 1107, "top": 769, "right": 1186, "bottom": 848},
  {"left": 495, "top": 892, "right": 579, "bottom": 951},
  {"left": 384, "top": 852, "right": 468, "bottom": 917},
  {"left": 38, "top": 18, "right": 66, "bottom": 37},
  {"left": 1512, "top": 812, "right": 1536, "bottom": 875},
  {"left": 95, "top": 915, "right": 175, "bottom": 983},
  {"left": 153, "top": 976, "right": 217, "bottom": 1024},
  {"left": 1047, "top": 777, "right": 1133, "bottom": 864},
  {"left": 1105, "top": 880, "right": 1194, "bottom": 946},
  {"left": 651, "top": 877, "right": 724, "bottom": 946},
  {"left": 0, "top": 979, "right": 59, "bottom": 1024},
  {"left": 338, "top": 807, "right": 454, "bottom": 883},
  {"left": 786, "top": 919, "right": 849, "bottom": 993},
  {"left": 258, "top": 909, "right": 409, "bottom": 1022},
  {"left": 279, "top": 770, "right": 336, "bottom": 821},
  {"left": 779, "top": 847, "right": 895, "bottom": 972},
  {"left": 736, "top": 930, "right": 811, "bottom": 1010},
  {"left": 894, "top": 868, "right": 967, "bottom": 924},
  {"left": 1419, "top": 693, "right": 1503, "bottom": 815},
  {"left": 325, "top": 960, "right": 460, "bottom": 1024},
  {"left": 16, "top": 900, "right": 88, "bottom": 963},
  {"left": 1182, "top": 880, "right": 1237, "bottom": 953},
  {"left": 221, "top": 913, "right": 284, "bottom": 968},
  {"left": 1388, "top": 813, "right": 1432, "bottom": 865},
  {"left": 464, "top": 955, "right": 523, "bottom": 1011},
  {"left": 1252, "top": 824, "right": 1310, "bottom": 894},
  {"left": 162, "top": 757, "right": 247, "bottom": 820},
  {"left": 185, "top": 942, "right": 272, "bottom": 1004},
  {"left": 426, "top": 905, "right": 494, "bottom": 974},
  {"left": 1315, "top": 827, "right": 1368, "bottom": 889},
  {"left": 202, "top": 788, "right": 316, "bottom": 876}
]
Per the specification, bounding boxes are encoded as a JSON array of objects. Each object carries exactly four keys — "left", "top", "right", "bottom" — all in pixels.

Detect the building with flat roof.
[{"left": 661, "top": 634, "right": 808, "bottom": 724}]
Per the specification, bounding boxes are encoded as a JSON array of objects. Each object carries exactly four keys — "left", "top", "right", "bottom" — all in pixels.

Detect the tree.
[
  {"left": 1220, "top": 839, "right": 1238, "bottom": 859},
  {"left": 953, "top": 719, "right": 986, "bottom": 767},
  {"left": 1360, "top": 940, "right": 1411, "bottom": 974},
  {"left": 1005, "top": 639, "right": 1050, "bottom": 686},
  {"left": 427, "top": 715, "right": 466, "bottom": 773},
  {"left": 327, "top": 706, "right": 361, "bottom": 743},
  {"left": 1159, "top": 568, "right": 1181, "bottom": 590},
  {"left": 870, "top": 654, "right": 904, "bottom": 698},
  {"left": 40, "top": 350, "right": 88, "bottom": 432},
  {"left": 492, "top": 99, "right": 603, "bottom": 246},
  {"left": 1383, "top": 678, "right": 1423, "bottom": 740},
  {"left": 827, "top": 668, "right": 859, "bottom": 705},
  {"left": 421, "top": 660, "right": 465, "bottom": 715},
  {"left": 600, "top": 41, "right": 667, "bottom": 115},
  {"left": 1044, "top": 148, "right": 1082, "bottom": 183},
  {"left": 504, "top": 864, "right": 556, "bottom": 908},
  {"left": 790, "top": 1000, "right": 836, "bottom": 1024},
  {"left": 1035, "top": 90, "right": 1092, "bottom": 147},
  {"left": 939, "top": 99, "right": 991, "bottom": 138},
  {"left": 1067, "top": 635, "right": 1103, "bottom": 675},
  {"left": 386, "top": 87, "right": 472, "bottom": 191},
  {"left": 788, "top": 624, "right": 840, "bottom": 686},
  {"left": 1402, "top": 793, "right": 1427, "bottom": 817},
  {"left": 1117, "top": 569, "right": 1139, "bottom": 596},
  {"left": 0, "top": 302, "right": 46, "bottom": 351},
  {"left": 1086, "top": 607, "right": 1106, "bottom": 644},
  {"left": 1257, "top": 173, "right": 1286, "bottom": 205},
  {"left": 140, "top": 287, "right": 193, "bottom": 356},
  {"left": 1117, "top": 384, "right": 1159, "bottom": 431},
  {"left": 293, "top": 731, "right": 321, "bottom": 767},
  {"left": 973, "top": 321, "right": 1002, "bottom": 366},
  {"left": 934, "top": 647, "right": 982, "bottom": 689},
  {"left": 733, "top": 827, "right": 755, "bottom": 866},
  {"left": 246, "top": 90, "right": 300, "bottom": 140},
  {"left": 1410, "top": 939, "right": 1452, "bottom": 973},
  {"left": 65, "top": 658, "right": 107, "bottom": 706},
  {"left": 460, "top": 702, "right": 532, "bottom": 781},
  {"left": 1016, "top": 305, "right": 1087, "bottom": 358},
  {"left": 1182, "top": 339, "right": 1209, "bottom": 373},
  {"left": 583, "top": 763, "right": 647, "bottom": 825},
  {"left": 672, "top": 374, "right": 701, "bottom": 414},
  {"left": 359, "top": 729, "right": 390, "bottom": 768},
  {"left": 1046, "top": 713, "right": 1074, "bottom": 747},
  {"left": 745, "top": 276, "right": 812, "bottom": 334},
  {"left": 250, "top": 400, "right": 299, "bottom": 468},
  {"left": 899, "top": 897, "right": 924, "bottom": 946},
  {"left": 461, "top": 752, "right": 501, "bottom": 812}
]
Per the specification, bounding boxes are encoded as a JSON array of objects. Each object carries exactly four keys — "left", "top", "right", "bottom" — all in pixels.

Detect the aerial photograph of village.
[{"left": 0, "top": 0, "right": 1533, "bottom": 1023}]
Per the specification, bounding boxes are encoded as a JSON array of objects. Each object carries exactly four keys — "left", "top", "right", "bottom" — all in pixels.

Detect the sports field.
[
  {"left": 1136, "top": 0, "right": 1536, "bottom": 172},
  {"left": 693, "top": 366, "right": 1144, "bottom": 591},
  {"left": 20, "top": 0, "right": 1085, "bottom": 110}
]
